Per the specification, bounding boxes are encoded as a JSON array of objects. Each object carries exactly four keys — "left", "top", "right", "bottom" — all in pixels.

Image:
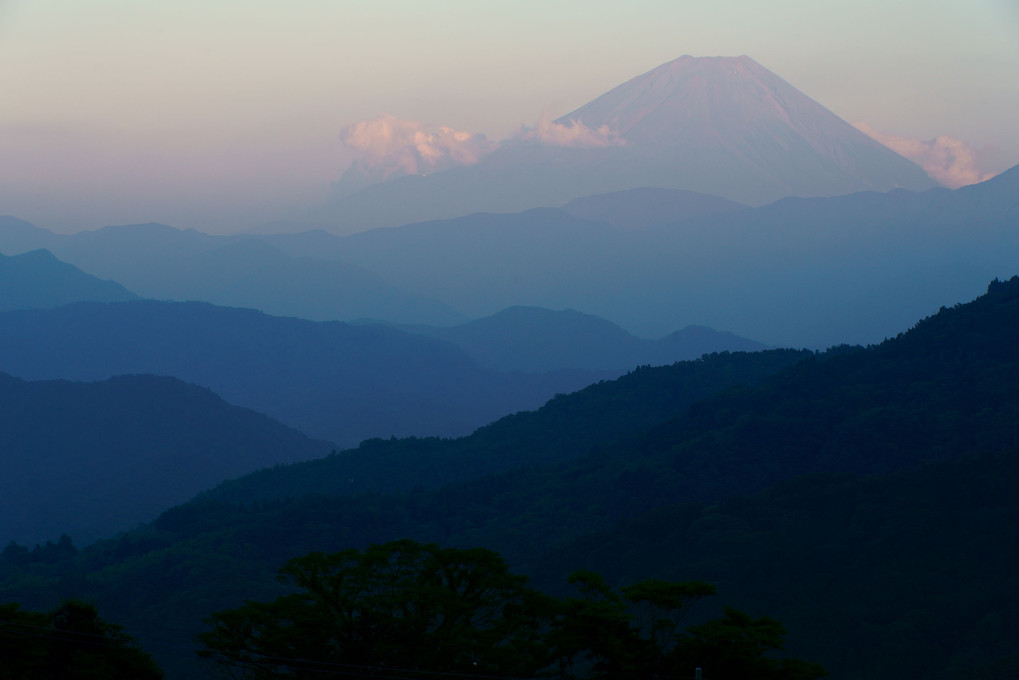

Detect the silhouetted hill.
[
  {"left": 324, "top": 167, "right": 1018, "bottom": 346},
  {"left": 197, "top": 348, "right": 806, "bottom": 505},
  {"left": 561, "top": 187, "right": 747, "bottom": 230},
  {"left": 330, "top": 208, "right": 636, "bottom": 317},
  {"left": 393, "top": 306, "right": 767, "bottom": 372},
  {"left": 6, "top": 164, "right": 1014, "bottom": 349},
  {"left": 0, "top": 300, "right": 602, "bottom": 447},
  {"left": 0, "top": 372, "right": 330, "bottom": 545},
  {"left": 0, "top": 220, "right": 465, "bottom": 326},
  {"left": 0, "top": 216, "right": 61, "bottom": 252},
  {"left": 0, "top": 249, "right": 137, "bottom": 310}
]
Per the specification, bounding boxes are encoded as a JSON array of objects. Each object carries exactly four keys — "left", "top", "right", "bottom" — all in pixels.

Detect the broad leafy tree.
[
  {"left": 199, "top": 540, "right": 824, "bottom": 680},
  {"left": 198, "top": 539, "right": 557, "bottom": 679}
]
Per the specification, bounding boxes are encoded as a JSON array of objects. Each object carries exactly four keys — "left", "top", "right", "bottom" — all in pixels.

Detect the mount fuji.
[{"left": 313, "top": 55, "right": 935, "bottom": 233}]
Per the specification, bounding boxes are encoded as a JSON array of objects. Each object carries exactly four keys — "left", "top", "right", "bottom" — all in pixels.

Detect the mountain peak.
[
  {"left": 556, "top": 54, "right": 935, "bottom": 196},
  {"left": 317, "top": 56, "right": 937, "bottom": 231},
  {"left": 563, "top": 54, "right": 846, "bottom": 145}
]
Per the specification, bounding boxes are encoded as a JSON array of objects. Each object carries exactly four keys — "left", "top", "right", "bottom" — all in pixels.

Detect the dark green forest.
[{"left": 5, "top": 278, "right": 1019, "bottom": 678}]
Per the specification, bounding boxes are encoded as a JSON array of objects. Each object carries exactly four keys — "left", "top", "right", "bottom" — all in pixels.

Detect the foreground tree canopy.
[
  {"left": 0, "top": 599, "right": 163, "bottom": 679},
  {"left": 198, "top": 540, "right": 825, "bottom": 680},
  {"left": 198, "top": 539, "right": 556, "bottom": 678}
]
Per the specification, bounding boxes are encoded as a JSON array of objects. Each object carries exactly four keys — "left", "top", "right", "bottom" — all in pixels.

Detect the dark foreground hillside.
[
  {"left": 533, "top": 453, "right": 1019, "bottom": 680},
  {"left": 5, "top": 278, "right": 1019, "bottom": 679}
]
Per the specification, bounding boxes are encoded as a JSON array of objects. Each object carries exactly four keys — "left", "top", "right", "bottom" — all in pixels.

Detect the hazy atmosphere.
[
  {"left": 5, "top": 2, "right": 1019, "bottom": 679},
  {"left": 1, "top": 0, "right": 1017, "bottom": 233}
]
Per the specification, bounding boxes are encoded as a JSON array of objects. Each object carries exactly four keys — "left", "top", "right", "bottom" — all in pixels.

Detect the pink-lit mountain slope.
[
  {"left": 312, "top": 56, "right": 934, "bottom": 233},
  {"left": 559, "top": 55, "right": 935, "bottom": 203}
]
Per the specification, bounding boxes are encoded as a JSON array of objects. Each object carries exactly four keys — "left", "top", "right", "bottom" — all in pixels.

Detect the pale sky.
[{"left": 1, "top": 0, "right": 1017, "bottom": 233}]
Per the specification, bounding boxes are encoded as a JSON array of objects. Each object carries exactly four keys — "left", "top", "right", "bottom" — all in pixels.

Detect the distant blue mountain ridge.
[
  {"left": 380, "top": 306, "right": 766, "bottom": 373},
  {"left": 0, "top": 371, "right": 331, "bottom": 545},
  {"left": 0, "top": 300, "right": 614, "bottom": 448},
  {"left": 0, "top": 248, "right": 137, "bottom": 310},
  {"left": 3, "top": 162, "right": 1016, "bottom": 349}
]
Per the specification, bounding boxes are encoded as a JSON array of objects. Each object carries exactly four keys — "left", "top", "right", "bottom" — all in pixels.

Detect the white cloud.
[
  {"left": 340, "top": 114, "right": 496, "bottom": 178},
  {"left": 336, "top": 111, "right": 624, "bottom": 192},
  {"left": 854, "top": 123, "right": 996, "bottom": 189},
  {"left": 515, "top": 112, "right": 624, "bottom": 148}
]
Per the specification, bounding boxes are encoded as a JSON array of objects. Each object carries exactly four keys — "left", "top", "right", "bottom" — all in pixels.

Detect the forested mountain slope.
[
  {"left": 154, "top": 270, "right": 1019, "bottom": 568},
  {"left": 6, "top": 278, "right": 1019, "bottom": 679},
  {"left": 198, "top": 348, "right": 808, "bottom": 504},
  {"left": 533, "top": 454, "right": 1019, "bottom": 680}
]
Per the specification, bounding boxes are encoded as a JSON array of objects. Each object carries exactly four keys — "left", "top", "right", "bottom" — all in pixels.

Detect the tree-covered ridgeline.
[{"left": 195, "top": 347, "right": 811, "bottom": 506}]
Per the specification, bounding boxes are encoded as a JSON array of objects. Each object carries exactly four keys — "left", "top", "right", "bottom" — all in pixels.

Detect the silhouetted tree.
[
  {"left": 198, "top": 539, "right": 557, "bottom": 679},
  {"left": 551, "top": 572, "right": 825, "bottom": 680},
  {"left": 199, "top": 541, "right": 824, "bottom": 680},
  {"left": 0, "top": 599, "right": 162, "bottom": 679}
]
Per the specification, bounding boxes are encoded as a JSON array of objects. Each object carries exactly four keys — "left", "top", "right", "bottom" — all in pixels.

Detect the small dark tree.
[
  {"left": 675, "top": 606, "right": 827, "bottom": 680},
  {"left": 0, "top": 599, "right": 163, "bottom": 679},
  {"left": 550, "top": 571, "right": 717, "bottom": 680}
]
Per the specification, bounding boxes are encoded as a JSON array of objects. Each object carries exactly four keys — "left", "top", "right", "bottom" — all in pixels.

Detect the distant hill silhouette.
[
  {"left": 0, "top": 249, "right": 137, "bottom": 310},
  {"left": 197, "top": 348, "right": 808, "bottom": 505},
  {"left": 390, "top": 306, "right": 766, "bottom": 372},
  {"left": 561, "top": 187, "right": 747, "bottom": 230},
  {"left": 0, "top": 300, "right": 604, "bottom": 447},
  {"left": 3, "top": 164, "right": 1015, "bottom": 349},
  {"left": 0, "top": 372, "right": 330, "bottom": 545},
  {"left": 320, "top": 166, "right": 1019, "bottom": 347},
  {"left": 0, "top": 216, "right": 62, "bottom": 252},
  {"left": 0, "top": 221, "right": 465, "bottom": 326}
]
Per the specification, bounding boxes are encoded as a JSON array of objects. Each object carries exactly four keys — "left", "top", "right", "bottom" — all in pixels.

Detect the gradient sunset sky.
[{"left": 1, "top": 0, "right": 1017, "bottom": 233}]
